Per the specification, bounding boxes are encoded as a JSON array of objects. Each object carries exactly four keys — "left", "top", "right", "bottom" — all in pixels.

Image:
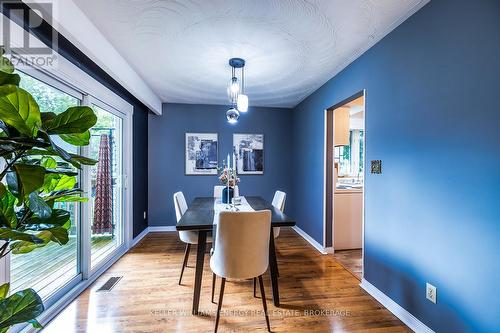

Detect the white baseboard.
[
  {"left": 360, "top": 279, "right": 435, "bottom": 333},
  {"left": 130, "top": 227, "right": 150, "bottom": 248},
  {"left": 292, "top": 226, "right": 329, "bottom": 255},
  {"left": 148, "top": 226, "right": 177, "bottom": 232}
]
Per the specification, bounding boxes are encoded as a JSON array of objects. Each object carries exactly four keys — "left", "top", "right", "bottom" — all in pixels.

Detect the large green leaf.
[
  {"left": 5, "top": 172, "right": 18, "bottom": 198},
  {"left": 24, "top": 209, "right": 70, "bottom": 228},
  {"left": 0, "top": 85, "right": 17, "bottom": 97},
  {"left": 0, "top": 228, "right": 44, "bottom": 243},
  {"left": 47, "top": 226, "right": 69, "bottom": 244},
  {"left": 0, "top": 72, "right": 19, "bottom": 85},
  {"left": 10, "top": 225, "right": 69, "bottom": 254},
  {"left": 0, "top": 284, "right": 8, "bottom": 300},
  {"left": 0, "top": 288, "right": 44, "bottom": 330},
  {"left": 68, "top": 154, "right": 98, "bottom": 166},
  {"left": 44, "top": 169, "right": 78, "bottom": 176},
  {"left": 0, "top": 88, "right": 41, "bottom": 137},
  {"left": 0, "top": 190, "right": 17, "bottom": 228},
  {"left": 50, "top": 175, "right": 76, "bottom": 192},
  {"left": 0, "top": 135, "right": 50, "bottom": 152},
  {"left": 10, "top": 164, "right": 45, "bottom": 200},
  {"left": 44, "top": 189, "right": 83, "bottom": 202},
  {"left": 55, "top": 195, "right": 88, "bottom": 203},
  {"left": 40, "top": 156, "right": 57, "bottom": 169},
  {"left": 26, "top": 149, "right": 98, "bottom": 166},
  {"left": 43, "top": 106, "right": 97, "bottom": 135},
  {"left": 0, "top": 184, "right": 6, "bottom": 200},
  {"left": 40, "top": 112, "right": 56, "bottom": 123},
  {"left": 41, "top": 174, "right": 76, "bottom": 193},
  {"left": 27, "top": 193, "right": 52, "bottom": 219},
  {"left": 0, "top": 57, "right": 14, "bottom": 74},
  {"left": 59, "top": 130, "right": 90, "bottom": 146}
]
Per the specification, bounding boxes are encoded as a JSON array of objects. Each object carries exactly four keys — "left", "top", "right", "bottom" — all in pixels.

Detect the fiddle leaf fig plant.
[{"left": 0, "top": 46, "right": 97, "bottom": 332}]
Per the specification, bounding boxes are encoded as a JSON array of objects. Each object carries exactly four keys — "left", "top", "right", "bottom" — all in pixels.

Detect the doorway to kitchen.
[{"left": 324, "top": 91, "right": 365, "bottom": 280}]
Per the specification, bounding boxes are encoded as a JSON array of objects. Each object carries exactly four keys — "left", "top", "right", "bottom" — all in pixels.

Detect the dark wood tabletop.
[{"left": 176, "top": 196, "right": 296, "bottom": 231}]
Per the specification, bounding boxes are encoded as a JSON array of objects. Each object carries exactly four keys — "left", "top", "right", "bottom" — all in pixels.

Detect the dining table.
[{"left": 176, "top": 196, "right": 296, "bottom": 315}]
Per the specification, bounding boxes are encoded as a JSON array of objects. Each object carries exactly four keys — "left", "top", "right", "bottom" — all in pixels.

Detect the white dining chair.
[
  {"left": 210, "top": 210, "right": 272, "bottom": 333},
  {"left": 272, "top": 190, "right": 286, "bottom": 238},
  {"left": 213, "top": 185, "right": 240, "bottom": 198},
  {"left": 173, "top": 191, "right": 211, "bottom": 285}
]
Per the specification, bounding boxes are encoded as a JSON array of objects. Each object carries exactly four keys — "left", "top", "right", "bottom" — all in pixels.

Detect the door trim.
[{"left": 324, "top": 90, "right": 365, "bottom": 249}]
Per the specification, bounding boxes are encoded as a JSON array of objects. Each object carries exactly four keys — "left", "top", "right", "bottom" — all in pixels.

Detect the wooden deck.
[{"left": 11, "top": 236, "right": 116, "bottom": 300}]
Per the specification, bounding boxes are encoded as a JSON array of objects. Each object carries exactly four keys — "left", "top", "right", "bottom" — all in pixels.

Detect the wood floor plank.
[
  {"left": 42, "top": 229, "right": 411, "bottom": 333},
  {"left": 333, "top": 249, "right": 363, "bottom": 281}
]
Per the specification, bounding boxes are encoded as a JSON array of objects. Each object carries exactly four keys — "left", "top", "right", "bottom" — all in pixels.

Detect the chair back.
[
  {"left": 211, "top": 210, "right": 271, "bottom": 279},
  {"left": 272, "top": 191, "right": 286, "bottom": 238},
  {"left": 173, "top": 191, "right": 199, "bottom": 244},
  {"left": 173, "top": 191, "right": 188, "bottom": 222},
  {"left": 272, "top": 191, "right": 286, "bottom": 212},
  {"left": 213, "top": 185, "right": 240, "bottom": 198}
]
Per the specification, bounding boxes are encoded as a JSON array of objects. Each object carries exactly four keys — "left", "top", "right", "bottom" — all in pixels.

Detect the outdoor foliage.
[{"left": 0, "top": 47, "right": 97, "bottom": 332}]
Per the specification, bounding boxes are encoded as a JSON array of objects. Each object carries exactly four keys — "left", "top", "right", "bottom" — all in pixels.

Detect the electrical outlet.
[
  {"left": 143, "top": 211, "right": 147, "bottom": 220},
  {"left": 426, "top": 283, "right": 437, "bottom": 304}
]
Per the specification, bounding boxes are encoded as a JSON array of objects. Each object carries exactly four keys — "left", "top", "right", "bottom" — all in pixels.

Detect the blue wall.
[
  {"left": 148, "top": 103, "right": 293, "bottom": 227},
  {"left": 291, "top": 0, "right": 500, "bottom": 332}
]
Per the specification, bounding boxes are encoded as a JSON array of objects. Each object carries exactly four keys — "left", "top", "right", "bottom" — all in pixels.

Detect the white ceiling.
[{"left": 74, "top": 0, "right": 427, "bottom": 108}]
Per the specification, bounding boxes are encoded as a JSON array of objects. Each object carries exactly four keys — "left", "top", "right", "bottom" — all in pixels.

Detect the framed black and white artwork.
[
  {"left": 185, "top": 133, "right": 218, "bottom": 175},
  {"left": 233, "top": 133, "right": 264, "bottom": 175}
]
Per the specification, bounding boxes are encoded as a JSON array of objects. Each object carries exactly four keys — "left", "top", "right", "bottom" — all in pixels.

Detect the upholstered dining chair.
[
  {"left": 210, "top": 210, "right": 272, "bottom": 333},
  {"left": 173, "top": 191, "right": 211, "bottom": 285},
  {"left": 272, "top": 190, "right": 286, "bottom": 238},
  {"left": 213, "top": 185, "right": 240, "bottom": 199}
]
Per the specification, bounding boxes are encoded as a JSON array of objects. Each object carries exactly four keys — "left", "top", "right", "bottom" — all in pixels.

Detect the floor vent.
[{"left": 96, "top": 276, "right": 122, "bottom": 292}]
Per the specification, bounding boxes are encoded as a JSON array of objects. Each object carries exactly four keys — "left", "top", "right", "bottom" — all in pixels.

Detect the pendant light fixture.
[{"left": 225, "top": 58, "right": 249, "bottom": 123}]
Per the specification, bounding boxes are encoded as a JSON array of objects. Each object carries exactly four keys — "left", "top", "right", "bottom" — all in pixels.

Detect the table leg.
[
  {"left": 192, "top": 230, "right": 207, "bottom": 315},
  {"left": 268, "top": 228, "right": 280, "bottom": 307}
]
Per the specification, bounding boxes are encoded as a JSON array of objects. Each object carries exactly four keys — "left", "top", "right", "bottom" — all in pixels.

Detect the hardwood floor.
[
  {"left": 42, "top": 229, "right": 410, "bottom": 333},
  {"left": 333, "top": 249, "right": 363, "bottom": 281}
]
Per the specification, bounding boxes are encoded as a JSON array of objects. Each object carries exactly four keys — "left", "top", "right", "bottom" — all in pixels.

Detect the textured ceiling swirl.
[{"left": 74, "top": 0, "right": 425, "bottom": 108}]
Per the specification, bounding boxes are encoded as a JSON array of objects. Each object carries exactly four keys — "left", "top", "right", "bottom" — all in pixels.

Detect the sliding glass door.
[{"left": 4, "top": 67, "right": 131, "bottom": 312}]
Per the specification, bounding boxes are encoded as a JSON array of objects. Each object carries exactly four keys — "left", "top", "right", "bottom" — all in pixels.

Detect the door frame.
[{"left": 323, "top": 90, "right": 366, "bottom": 279}]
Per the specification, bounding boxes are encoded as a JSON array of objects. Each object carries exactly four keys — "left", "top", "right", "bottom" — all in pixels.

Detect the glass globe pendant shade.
[
  {"left": 227, "top": 77, "right": 240, "bottom": 103},
  {"left": 226, "top": 107, "right": 240, "bottom": 124},
  {"left": 237, "top": 94, "right": 248, "bottom": 112}
]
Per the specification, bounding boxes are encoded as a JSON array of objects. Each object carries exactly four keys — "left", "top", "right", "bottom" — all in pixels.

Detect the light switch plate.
[{"left": 371, "top": 160, "right": 382, "bottom": 174}]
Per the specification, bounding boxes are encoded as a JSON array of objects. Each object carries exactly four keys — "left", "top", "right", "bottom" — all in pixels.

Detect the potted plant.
[{"left": 0, "top": 47, "right": 97, "bottom": 331}]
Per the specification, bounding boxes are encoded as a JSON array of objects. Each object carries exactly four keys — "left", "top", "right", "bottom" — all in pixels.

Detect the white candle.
[
  {"left": 233, "top": 153, "right": 236, "bottom": 173},
  {"left": 227, "top": 153, "right": 231, "bottom": 169}
]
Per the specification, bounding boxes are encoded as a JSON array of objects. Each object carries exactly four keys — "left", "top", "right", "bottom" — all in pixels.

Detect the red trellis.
[{"left": 92, "top": 134, "right": 113, "bottom": 234}]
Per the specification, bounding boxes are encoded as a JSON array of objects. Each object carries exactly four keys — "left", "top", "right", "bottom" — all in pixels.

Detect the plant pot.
[{"left": 222, "top": 187, "right": 234, "bottom": 204}]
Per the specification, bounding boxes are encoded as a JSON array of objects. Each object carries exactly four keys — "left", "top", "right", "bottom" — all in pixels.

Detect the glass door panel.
[
  {"left": 89, "top": 104, "right": 124, "bottom": 269},
  {"left": 9, "top": 71, "right": 82, "bottom": 300}
]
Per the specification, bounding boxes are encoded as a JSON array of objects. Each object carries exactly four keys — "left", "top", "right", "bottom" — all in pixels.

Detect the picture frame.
[
  {"left": 233, "top": 133, "right": 264, "bottom": 175},
  {"left": 185, "top": 133, "right": 219, "bottom": 175}
]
